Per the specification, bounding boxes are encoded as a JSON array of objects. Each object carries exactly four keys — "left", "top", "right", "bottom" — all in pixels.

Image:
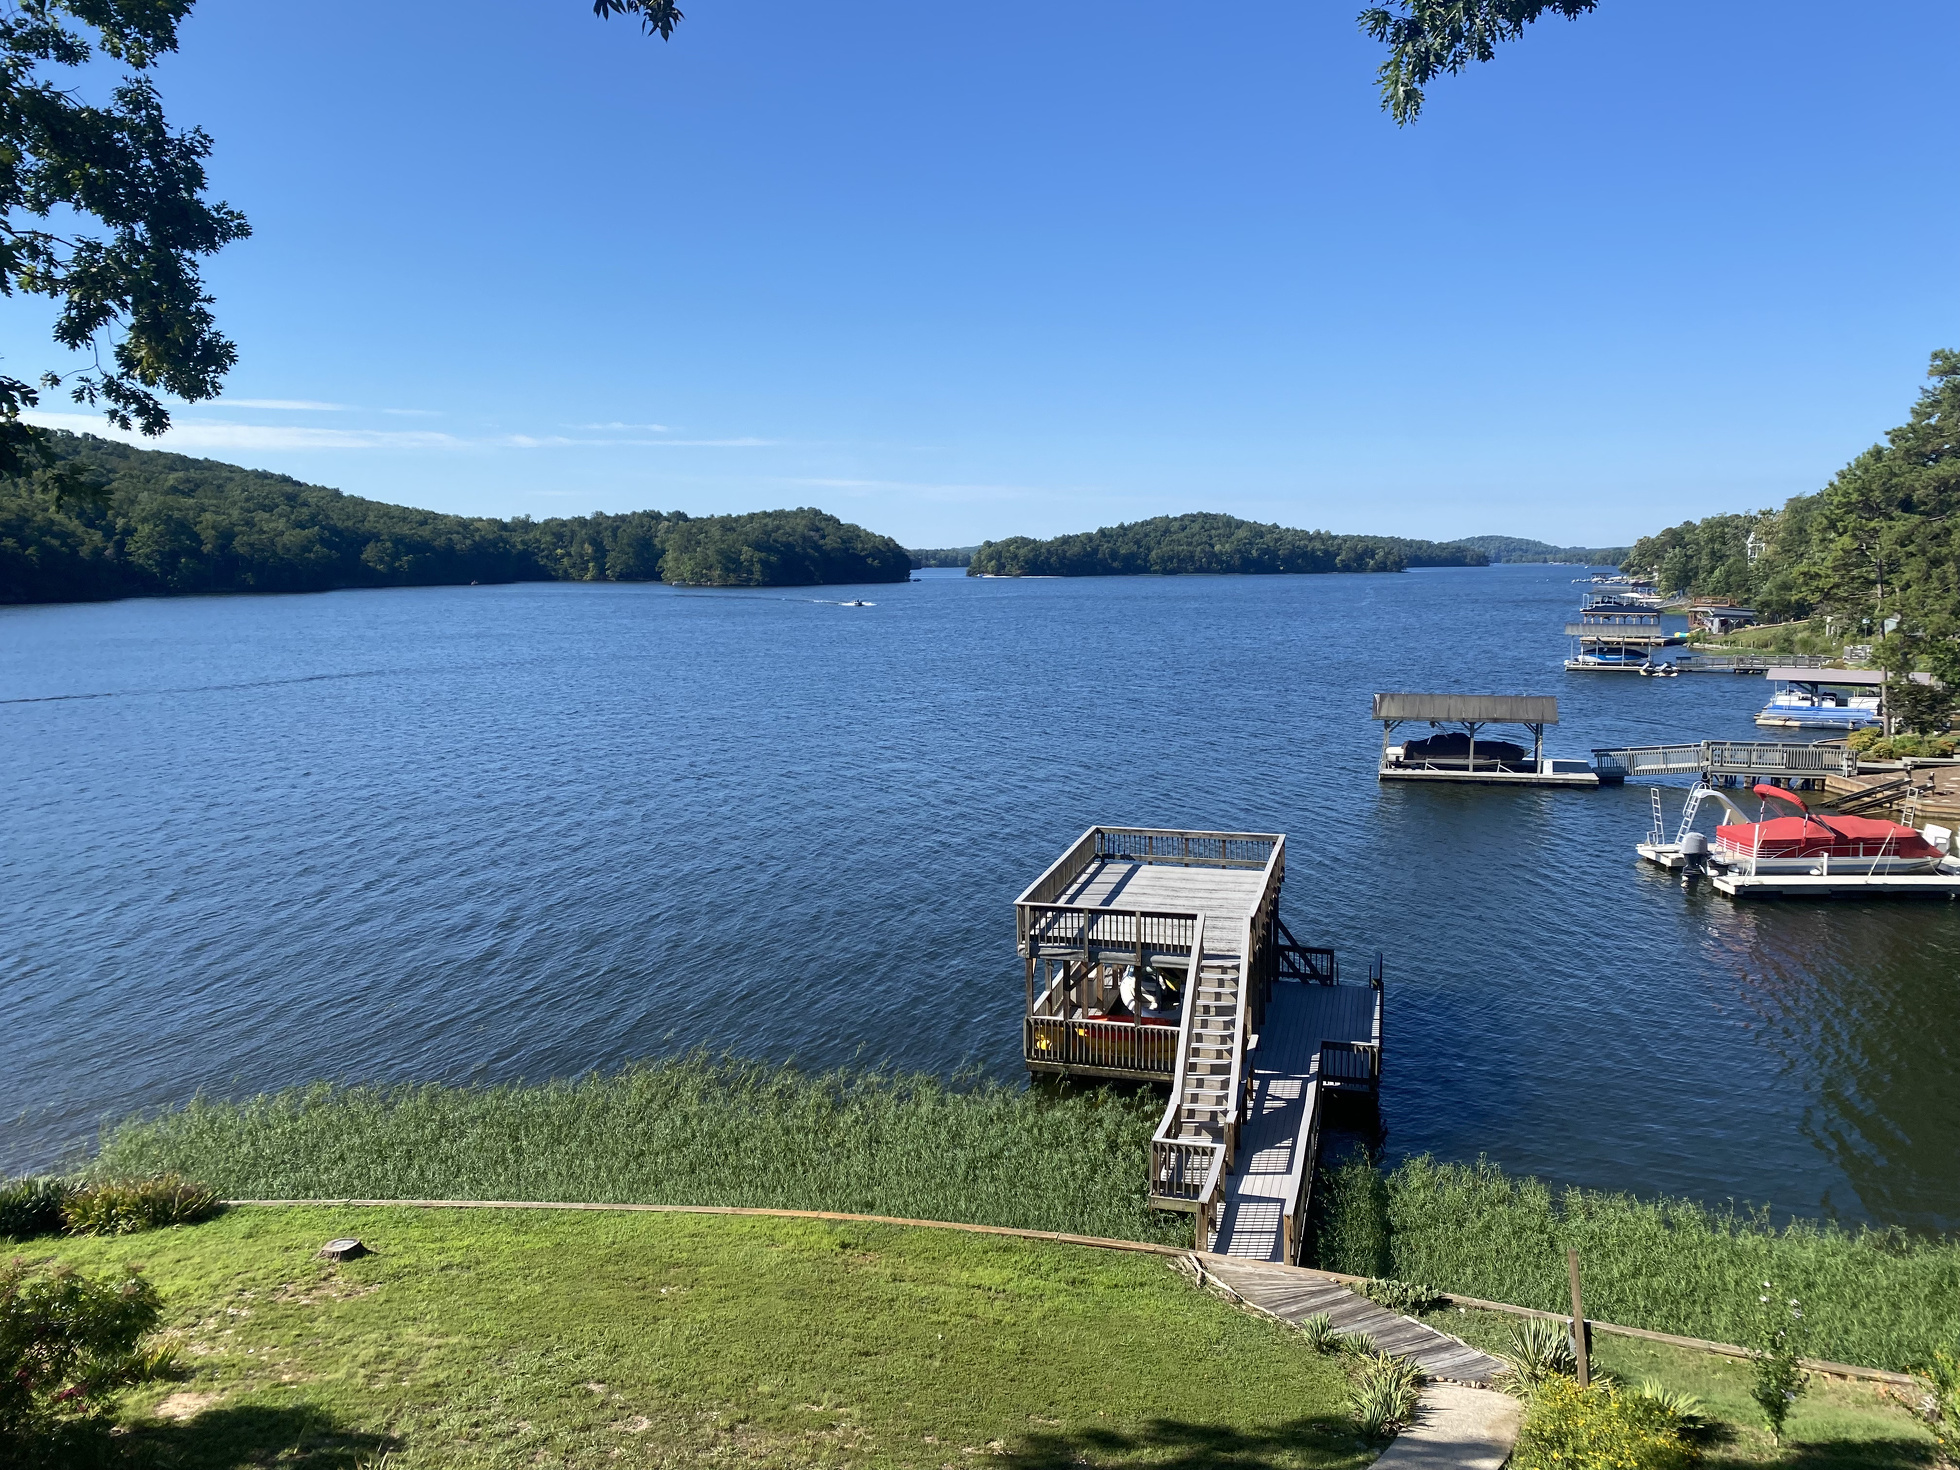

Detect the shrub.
[
  {"left": 1362, "top": 1277, "right": 1442, "bottom": 1313},
  {"left": 1750, "top": 1283, "right": 1808, "bottom": 1445},
  {"left": 62, "top": 1175, "right": 221, "bottom": 1236},
  {"left": 1514, "top": 1377, "right": 1694, "bottom": 1470},
  {"left": 0, "top": 1179, "right": 72, "bottom": 1241},
  {"left": 0, "top": 1260, "right": 163, "bottom": 1439},
  {"left": 1863, "top": 733, "right": 1957, "bottom": 760},
  {"left": 1347, "top": 1352, "right": 1423, "bottom": 1438},
  {"left": 1298, "top": 1311, "right": 1339, "bottom": 1353},
  {"left": 1915, "top": 1347, "right": 1958, "bottom": 1460},
  {"left": 1495, "top": 1316, "right": 1578, "bottom": 1396}
]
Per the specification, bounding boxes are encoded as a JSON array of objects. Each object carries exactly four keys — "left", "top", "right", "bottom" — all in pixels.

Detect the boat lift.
[{"left": 1375, "top": 693, "right": 1598, "bottom": 787}]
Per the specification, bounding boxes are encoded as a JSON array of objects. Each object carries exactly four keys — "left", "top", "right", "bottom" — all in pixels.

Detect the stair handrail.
[
  {"left": 1220, "top": 914, "right": 1256, "bottom": 1164},
  {"left": 1150, "top": 910, "right": 1208, "bottom": 1149}
]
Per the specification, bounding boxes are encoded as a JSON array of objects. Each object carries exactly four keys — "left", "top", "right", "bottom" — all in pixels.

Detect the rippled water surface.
[{"left": 5, "top": 566, "right": 1957, "bottom": 1228}]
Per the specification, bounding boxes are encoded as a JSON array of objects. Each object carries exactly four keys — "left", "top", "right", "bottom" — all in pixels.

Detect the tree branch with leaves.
[
  {"left": 0, "top": 0, "right": 249, "bottom": 480},
  {"left": 1358, "top": 0, "right": 1599, "bottom": 124}
]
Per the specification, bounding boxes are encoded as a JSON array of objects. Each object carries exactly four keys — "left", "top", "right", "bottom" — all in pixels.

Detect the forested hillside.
[
  {"left": 1448, "top": 535, "right": 1630, "bottom": 564},
  {"left": 0, "top": 433, "right": 910, "bottom": 602},
  {"left": 1625, "top": 350, "right": 1958, "bottom": 685},
  {"left": 967, "top": 513, "right": 1486, "bottom": 577}
]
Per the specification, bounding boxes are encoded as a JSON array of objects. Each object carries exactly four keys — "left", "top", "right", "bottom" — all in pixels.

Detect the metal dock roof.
[{"left": 1372, "top": 693, "right": 1560, "bottom": 725}]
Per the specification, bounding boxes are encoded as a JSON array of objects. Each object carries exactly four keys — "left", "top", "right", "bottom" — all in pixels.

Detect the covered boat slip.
[
  {"left": 1016, "top": 825, "right": 1383, "bottom": 1263},
  {"left": 1374, "top": 692, "right": 1599, "bottom": 787}
]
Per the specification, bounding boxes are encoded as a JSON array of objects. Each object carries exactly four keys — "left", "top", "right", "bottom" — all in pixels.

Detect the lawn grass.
[
  {"left": 82, "top": 1063, "right": 1960, "bottom": 1376},
  {"left": 19, "top": 1205, "right": 1367, "bottom": 1469},
  {"left": 1414, "top": 1304, "right": 1939, "bottom": 1470},
  {"left": 1311, "top": 1156, "right": 1960, "bottom": 1373},
  {"left": 87, "top": 1058, "right": 1191, "bottom": 1248}
]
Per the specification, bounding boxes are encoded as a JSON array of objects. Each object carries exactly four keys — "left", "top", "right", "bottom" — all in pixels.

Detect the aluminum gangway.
[
  {"left": 1672, "top": 653, "right": 1836, "bottom": 674},
  {"left": 1592, "top": 740, "right": 1857, "bottom": 782}
]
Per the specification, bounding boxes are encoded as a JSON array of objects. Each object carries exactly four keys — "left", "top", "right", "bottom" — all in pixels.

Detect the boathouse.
[
  {"left": 1374, "top": 693, "right": 1597, "bottom": 787},
  {"left": 1565, "top": 595, "right": 1681, "bottom": 671},
  {"left": 1016, "top": 826, "right": 1381, "bottom": 1261}
]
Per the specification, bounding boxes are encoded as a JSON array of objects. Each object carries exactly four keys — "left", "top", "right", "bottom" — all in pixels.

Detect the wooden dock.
[{"left": 1017, "top": 826, "right": 1381, "bottom": 1264}]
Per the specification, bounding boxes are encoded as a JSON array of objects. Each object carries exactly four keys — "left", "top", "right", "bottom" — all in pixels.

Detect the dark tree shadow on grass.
[
  {"left": 1010, "top": 1414, "right": 1368, "bottom": 1468},
  {"left": 1740, "top": 1437, "right": 1939, "bottom": 1470},
  {"left": 12, "top": 1405, "right": 398, "bottom": 1470}
]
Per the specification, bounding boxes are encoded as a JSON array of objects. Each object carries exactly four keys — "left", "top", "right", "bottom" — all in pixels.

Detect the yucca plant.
[
  {"left": 1335, "top": 1330, "right": 1381, "bottom": 1360},
  {"left": 1495, "top": 1316, "right": 1577, "bottom": 1396},
  {"left": 1347, "top": 1351, "right": 1424, "bottom": 1438},
  {"left": 1298, "top": 1311, "right": 1339, "bottom": 1354},
  {"left": 1630, "top": 1376, "right": 1704, "bottom": 1424}
]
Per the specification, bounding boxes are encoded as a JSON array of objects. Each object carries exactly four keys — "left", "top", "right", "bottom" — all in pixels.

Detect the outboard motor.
[{"left": 1679, "top": 830, "right": 1709, "bottom": 881}]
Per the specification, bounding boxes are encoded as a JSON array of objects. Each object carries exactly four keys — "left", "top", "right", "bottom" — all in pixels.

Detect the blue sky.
[{"left": 15, "top": 0, "right": 1959, "bottom": 547}]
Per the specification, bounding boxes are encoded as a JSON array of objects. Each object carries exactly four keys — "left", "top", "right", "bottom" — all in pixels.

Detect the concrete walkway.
[{"left": 1374, "top": 1381, "right": 1520, "bottom": 1470}]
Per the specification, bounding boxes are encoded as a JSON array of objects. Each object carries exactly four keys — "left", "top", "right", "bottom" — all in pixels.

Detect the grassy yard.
[
  {"left": 1416, "top": 1304, "right": 1941, "bottom": 1470},
  {"left": 19, "top": 1206, "right": 1366, "bottom": 1470}
]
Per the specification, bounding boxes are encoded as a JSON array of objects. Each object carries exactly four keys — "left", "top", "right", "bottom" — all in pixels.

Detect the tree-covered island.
[
  {"left": 0, "top": 432, "right": 912, "bottom": 601},
  {"left": 967, "top": 512, "right": 1488, "bottom": 576}
]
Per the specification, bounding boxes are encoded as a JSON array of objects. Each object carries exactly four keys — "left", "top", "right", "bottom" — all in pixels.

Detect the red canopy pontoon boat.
[{"left": 1714, "top": 784, "right": 1945, "bottom": 875}]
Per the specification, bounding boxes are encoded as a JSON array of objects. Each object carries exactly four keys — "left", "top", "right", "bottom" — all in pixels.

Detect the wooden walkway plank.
[{"left": 1202, "top": 1257, "right": 1506, "bottom": 1385}]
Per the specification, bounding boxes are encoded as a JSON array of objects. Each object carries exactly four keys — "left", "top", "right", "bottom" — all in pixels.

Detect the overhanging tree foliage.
[
  {"left": 0, "top": 0, "right": 248, "bottom": 479},
  {"left": 1358, "top": 0, "right": 1599, "bottom": 124}
]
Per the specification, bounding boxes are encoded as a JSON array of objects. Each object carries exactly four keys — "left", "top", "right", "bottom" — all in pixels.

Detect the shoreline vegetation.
[
  {"left": 72, "top": 1058, "right": 1960, "bottom": 1376},
  {"left": 0, "top": 432, "right": 912, "bottom": 601},
  {"left": 2, "top": 433, "right": 1627, "bottom": 606},
  {"left": 1626, "top": 349, "right": 1957, "bottom": 692}
]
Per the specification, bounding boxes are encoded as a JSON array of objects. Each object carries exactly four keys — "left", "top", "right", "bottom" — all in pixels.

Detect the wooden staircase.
[{"left": 1173, "top": 956, "right": 1244, "bottom": 1138}]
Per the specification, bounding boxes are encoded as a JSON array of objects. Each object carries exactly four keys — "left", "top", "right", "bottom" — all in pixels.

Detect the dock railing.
[
  {"left": 1091, "top": 827, "right": 1279, "bottom": 869},
  {"left": 1020, "top": 905, "right": 1201, "bottom": 962},
  {"left": 1592, "top": 740, "right": 1858, "bottom": 781},
  {"left": 1279, "top": 1077, "right": 1323, "bottom": 1266}
]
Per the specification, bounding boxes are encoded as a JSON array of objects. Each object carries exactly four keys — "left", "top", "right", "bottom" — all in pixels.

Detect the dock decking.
[{"left": 1206, "top": 981, "right": 1378, "bottom": 1262}]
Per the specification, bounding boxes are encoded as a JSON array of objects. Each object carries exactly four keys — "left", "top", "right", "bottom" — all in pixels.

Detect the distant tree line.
[
  {"left": 965, "top": 513, "right": 1487, "bottom": 577},
  {"left": 0, "top": 433, "right": 910, "bottom": 603},
  {"left": 908, "top": 546, "right": 978, "bottom": 569},
  {"left": 1446, "top": 535, "right": 1630, "bottom": 565},
  {"left": 1624, "top": 349, "right": 1959, "bottom": 717}
]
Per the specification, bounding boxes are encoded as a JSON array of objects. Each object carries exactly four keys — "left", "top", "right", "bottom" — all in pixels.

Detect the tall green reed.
[
  {"left": 91, "top": 1056, "right": 1189, "bottom": 1246},
  {"left": 1311, "top": 1154, "right": 1960, "bottom": 1372}
]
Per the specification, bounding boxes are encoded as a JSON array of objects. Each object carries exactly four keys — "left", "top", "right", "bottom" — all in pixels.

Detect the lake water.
[{"left": 5, "top": 566, "right": 1957, "bottom": 1231}]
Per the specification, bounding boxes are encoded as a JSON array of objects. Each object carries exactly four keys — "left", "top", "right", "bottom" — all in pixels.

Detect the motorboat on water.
[
  {"left": 1691, "top": 784, "right": 1948, "bottom": 875},
  {"left": 1637, "top": 662, "right": 1679, "bottom": 678}
]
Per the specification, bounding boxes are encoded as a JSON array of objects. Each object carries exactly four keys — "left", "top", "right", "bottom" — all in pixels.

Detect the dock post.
[{"left": 1568, "top": 1249, "right": 1589, "bottom": 1387}]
